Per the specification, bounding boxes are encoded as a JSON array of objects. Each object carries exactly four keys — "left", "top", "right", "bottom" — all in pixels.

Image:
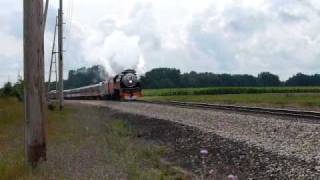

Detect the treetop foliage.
[
  {"left": 0, "top": 77, "right": 24, "bottom": 101},
  {"left": 65, "top": 65, "right": 107, "bottom": 89},
  {"left": 48, "top": 65, "right": 107, "bottom": 91},
  {"left": 140, "top": 68, "right": 320, "bottom": 89},
  {"left": 46, "top": 66, "right": 320, "bottom": 90}
]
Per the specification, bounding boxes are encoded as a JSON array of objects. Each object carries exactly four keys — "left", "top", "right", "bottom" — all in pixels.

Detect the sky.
[{"left": 1, "top": 0, "right": 320, "bottom": 86}]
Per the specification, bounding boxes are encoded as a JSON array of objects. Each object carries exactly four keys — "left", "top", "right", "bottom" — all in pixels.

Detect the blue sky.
[{"left": 1, "top": 0, "right": 320, "bottom": 86}]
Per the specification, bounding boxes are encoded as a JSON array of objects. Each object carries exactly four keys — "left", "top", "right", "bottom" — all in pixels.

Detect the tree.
[
  {"left": 140, "top": 68, "right": 181, "bottom": 88},
  {"left": 2, "top": 82, "right": 13, "bottom": 97},
  {"left": 13, "top": 77, "right": 24, "bottom": 101},
  {"left": 59, "top": 65, "right": 107, "bottom": 89},
  {"left": 257, "top": 72, "right": 281, "bottom": 86},
  {"left": 0, "top": 77, "right": 24, "bottom": 101},
  {"left": 285, "top": 73, "right": 313, "bottom": 86}
]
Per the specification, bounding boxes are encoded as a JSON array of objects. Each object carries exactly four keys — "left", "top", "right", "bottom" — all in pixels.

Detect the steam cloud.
[
  {"left": 67, "top": 26, "right": 145, "bottom": 78},
  {"left": 65, "top": 3, "right": 159, "bottom": 78}
]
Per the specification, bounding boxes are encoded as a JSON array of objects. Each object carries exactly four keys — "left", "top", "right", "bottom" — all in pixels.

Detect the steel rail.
[{"left": 136, "top": 100, "right": 320, "bottom": 120}]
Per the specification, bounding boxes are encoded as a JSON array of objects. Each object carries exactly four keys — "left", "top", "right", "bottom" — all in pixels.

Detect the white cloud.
[
  {"left": 181, "top": 0, "right": 320, "bottom": 79},
  {"left": 0, "top": 33, "right": 22, "bottom": 58},
  {"left": 0, "top": 1, "right": 23, "bottom": 86}
]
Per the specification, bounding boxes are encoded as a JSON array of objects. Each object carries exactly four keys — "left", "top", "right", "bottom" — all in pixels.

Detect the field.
[
  {"left": 142, "top": 87, "right": 320, "bottom": 109},
  {"left": 0, "top": 98, "right": 186, "bottom": 179},
  {"left": 142, "top": 87, "right": 320, "bottom": 96}
]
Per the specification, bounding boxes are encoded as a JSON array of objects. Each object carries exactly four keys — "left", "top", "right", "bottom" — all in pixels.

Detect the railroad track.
[{"left": 136, "top": 100, "right": 320, "bottom": 120}]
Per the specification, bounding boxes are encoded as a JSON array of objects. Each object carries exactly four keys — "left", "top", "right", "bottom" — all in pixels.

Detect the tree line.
[
  {"left": 47, "top": 66, "right": 320, "bottom": 89},
  {"left": 140, "top": 68, "right": 320, "bottom": 89}
]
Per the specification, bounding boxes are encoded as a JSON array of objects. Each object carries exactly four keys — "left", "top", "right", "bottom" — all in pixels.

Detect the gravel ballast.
[{"left": 71, "top": 100, "right": 320, "bottom": 178}]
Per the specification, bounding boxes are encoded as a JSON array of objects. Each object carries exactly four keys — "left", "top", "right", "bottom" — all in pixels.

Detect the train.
[{"left": 48, "top": 69, "right": 142, "bottom": 101}]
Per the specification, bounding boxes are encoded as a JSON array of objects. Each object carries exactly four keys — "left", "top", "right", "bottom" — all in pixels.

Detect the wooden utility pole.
[
  {"left": 23, "top": 0, "right": 47, "bottom": 166},
  {"left": 58, "top": 0, "right": 64, "bottom": 110}
]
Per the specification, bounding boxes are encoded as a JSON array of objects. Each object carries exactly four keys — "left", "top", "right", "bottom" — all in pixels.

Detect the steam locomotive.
[{"left": 48, "top": 69, "right": 142, "bottom": 101}]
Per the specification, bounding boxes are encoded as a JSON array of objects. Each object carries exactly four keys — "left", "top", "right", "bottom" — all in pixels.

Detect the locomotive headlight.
[{"left": 122, "top": 73, "right": 138, "bottom": 87}]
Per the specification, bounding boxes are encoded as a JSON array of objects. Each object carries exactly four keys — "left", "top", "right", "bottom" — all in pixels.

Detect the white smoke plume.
[
  {"left": 65, "top": 3, "right": 159, "bottom": 79},
  {"left": 66, "top": 22, "right": 145, "bottom": 79}
]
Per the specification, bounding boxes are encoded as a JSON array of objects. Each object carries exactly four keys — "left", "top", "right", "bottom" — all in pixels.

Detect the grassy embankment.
[
  {"left": 142, "top": 87, "right": 320, "bottom": 109},
  {"left": 0, "top": 98, "right": 74, "bottom": 179},
  {"left": 0, "top": 98, "right": 185, "bottom": 179}
]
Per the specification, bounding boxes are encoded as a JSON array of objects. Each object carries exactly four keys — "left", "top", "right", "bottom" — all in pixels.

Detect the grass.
[
  {"left": 0, "top": 98, "right": 23, "bottom": 127},
  {"left": 142, "top": 87, "right": 320, "bottom": 109},
  {"left": 142, "top": 93, "right": 320, "bottom": 109},
  {"left": 0, "top": 98, "right": 73, "bottom": 180},
  {"left": 0, "top": 98, "right": 26, "bottom": 180},
  {"left": 0, "top": 98, "right": 187, "bottom": 179},
  {"left": 143, "top": 86, "right": 320, "bottom": 96},
  {"left": 103, "top": 121, "right": 183, "bottom": 179},
  {"left": 0, "top": 98, "right": 28, "bottom": 179}
]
